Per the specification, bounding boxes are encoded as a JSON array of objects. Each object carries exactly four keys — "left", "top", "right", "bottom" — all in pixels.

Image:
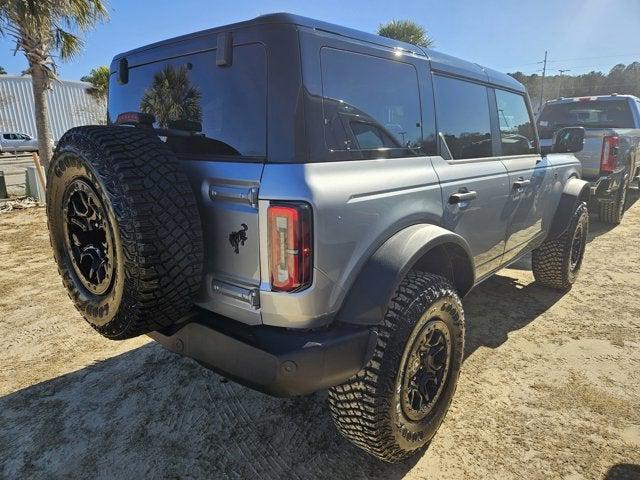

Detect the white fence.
[{"left": 0, "top": 75, "right": 106, "bottom": 141}]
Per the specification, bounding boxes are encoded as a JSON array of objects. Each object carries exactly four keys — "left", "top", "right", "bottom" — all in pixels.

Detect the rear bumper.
[{"left": 149, "top": 310, "right": 376, "bottom": 397}]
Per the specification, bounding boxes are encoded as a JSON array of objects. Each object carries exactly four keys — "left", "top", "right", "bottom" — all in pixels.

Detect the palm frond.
[
  {"left": 378, "top": 19, "right": 434, "bottom": 48},
  {"left": 0, "top": 0, "right": 109, "bottom": 74},
  {"left": 54, "top": 27, "right": 83, "bottom": 60}
]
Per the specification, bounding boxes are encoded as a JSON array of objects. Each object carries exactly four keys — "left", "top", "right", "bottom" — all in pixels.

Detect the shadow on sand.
[
  {"left": 0, "top": 269, "right": 568, "bottom": 479},
  {"left": 0, "top": 343, "right": 420, "bottom": 479},
  {"left": 604, "top": 463, "right": 640, "bottom": 480}
]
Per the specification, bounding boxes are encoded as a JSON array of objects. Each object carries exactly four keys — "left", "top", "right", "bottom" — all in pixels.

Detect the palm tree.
[
  {"left": 81, "top": 65, "right": 109, "bottom": 100},
  {"left": 0, "top": 0, "right": 108, "bottom": 169},
  {"left": 140, "top": 65, "right": 202, "bottom": 128},
  {"left": 0, "top": 65, "right": 6, "bottom": 74},
  {"left": 378, "top": 20, "right": 434, "bottom": 48}
]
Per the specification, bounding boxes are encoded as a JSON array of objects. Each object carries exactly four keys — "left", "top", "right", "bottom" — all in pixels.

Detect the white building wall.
[{"left": 0, "top": 75, "right": 106, "bottom": 141}]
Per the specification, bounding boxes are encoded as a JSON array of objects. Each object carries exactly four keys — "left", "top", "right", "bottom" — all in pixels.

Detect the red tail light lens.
[
  {"left": 600, "top": 135, "right": 619, "bottom": 174},
  {"left": 267, "top": 203, "right": 313, "bottom": 292}
]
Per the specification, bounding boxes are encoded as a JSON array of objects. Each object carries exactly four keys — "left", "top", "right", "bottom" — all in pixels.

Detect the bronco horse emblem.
[{"left": 229, "top": 223, "right": 249, "bottom": 254}]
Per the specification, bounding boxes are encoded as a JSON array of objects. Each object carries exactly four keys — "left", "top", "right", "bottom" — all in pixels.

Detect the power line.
[
  {"left": 545, "top": 53, "right": 640, "bottom": 64},
  {"left": 500, "top": 52, "right": 640, "bottom": 71}
]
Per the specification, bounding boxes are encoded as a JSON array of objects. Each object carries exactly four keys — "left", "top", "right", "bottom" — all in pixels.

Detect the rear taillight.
[
  {"left": 600, "top": 135, "right": 619, "bottom": 174},
  {"left": 267, "top": 203, "right": 312, "bottom": 292}
]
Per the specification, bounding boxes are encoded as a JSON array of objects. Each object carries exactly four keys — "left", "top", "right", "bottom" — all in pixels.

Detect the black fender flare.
[
  {"left": 548, "top": 177, "right": 590, "bottom": 239},
  {"left": 335, "top": 224, "right": 475, "bottom": 326}
]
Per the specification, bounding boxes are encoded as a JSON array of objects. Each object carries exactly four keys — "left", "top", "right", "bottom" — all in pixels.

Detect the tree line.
[{"left": 510, "top": 63, "right": 640, "bottom": 109}]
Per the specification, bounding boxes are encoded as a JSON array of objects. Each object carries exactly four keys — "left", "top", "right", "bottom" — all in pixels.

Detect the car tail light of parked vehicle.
[
  {"left": 600, "top": 135, "right": 619, "bottom": 174},
  {"left": 267, "top": 203, "right": 313, "bottom": 292}
]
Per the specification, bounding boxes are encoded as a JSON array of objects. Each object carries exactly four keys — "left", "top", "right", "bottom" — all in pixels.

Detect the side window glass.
[
  {"left": 321, "top": 48, "right": 423, "bottom": 157},
  {"left": 433, "top": 75, "right": 492, "bottom": 160},
  {"left": 495, "top": 89, "right": 536, "bottom": 155}
]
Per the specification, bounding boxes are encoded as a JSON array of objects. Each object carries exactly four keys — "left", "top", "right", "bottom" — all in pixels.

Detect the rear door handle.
[
  {"left": 449, "top": 191, "right": 478, "bottom": 204},
  {"left": 513, "top": 179, "right": 531, "bottom": 189}
]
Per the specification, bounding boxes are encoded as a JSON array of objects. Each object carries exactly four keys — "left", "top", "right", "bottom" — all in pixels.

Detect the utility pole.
[
  {"left": 558, "top": 69, "right": 571, "bottom": 98},
  {"left": 538, "top": 50, "right": 548, "bottom": 112}
]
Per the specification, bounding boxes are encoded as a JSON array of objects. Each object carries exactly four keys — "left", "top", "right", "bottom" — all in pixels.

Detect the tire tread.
[{"left": 46, "top": 126, "right": 203, "bottom": 339}]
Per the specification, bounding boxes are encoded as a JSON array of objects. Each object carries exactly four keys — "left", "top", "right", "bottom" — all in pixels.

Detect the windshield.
[{"left": 538, "top": 99, "right": 634, "bottom": 139}]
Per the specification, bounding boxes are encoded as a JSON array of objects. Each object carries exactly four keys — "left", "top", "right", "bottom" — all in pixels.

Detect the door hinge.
[
  {"left": 209, "top": 185, "right": 259, "bottom": 209},
  {"left": 211, "top": 280, "right": 260, "bottom": 309}
]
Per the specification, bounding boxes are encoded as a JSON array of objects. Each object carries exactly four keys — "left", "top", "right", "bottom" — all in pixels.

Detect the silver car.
[
  {"left": 0, "top": 132, "right": 38, "bottom": 153},
  {"left": 45, "top": 13, "right": 591, "bottom": 463}
]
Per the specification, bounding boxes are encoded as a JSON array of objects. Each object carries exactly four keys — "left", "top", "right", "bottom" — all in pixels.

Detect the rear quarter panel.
[{"left": 258, "top": 158, "right": 443, "bottom": 328}]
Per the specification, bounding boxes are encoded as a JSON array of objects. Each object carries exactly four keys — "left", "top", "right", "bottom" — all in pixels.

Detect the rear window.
[
  {"left": 109, "top": 43, "right": 267, "bottom": 157},
  {"left": 320, "top": 48, "right": 423, "bottom": 157},
  {"left": 538, "top": 99, "right": 634, "bottom": 139}
]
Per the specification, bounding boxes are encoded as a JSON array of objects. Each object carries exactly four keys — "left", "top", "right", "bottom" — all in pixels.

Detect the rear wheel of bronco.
[
  {"left": 599, "top": 177, "right": 629, "bottom": 224},
  {"left": 532, "top": 202, "right": 588, "bottom": 291},
  {"left": 328, "top": 272, "right": 465, "bottom": 463},
  {"left": 46, "top": 126, "right": 203, "bottom": 339}
]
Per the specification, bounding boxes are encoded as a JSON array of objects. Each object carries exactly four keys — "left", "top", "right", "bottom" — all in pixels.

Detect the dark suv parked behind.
[{"left": 46, "top": 14, "right": 589, "bottom": 462}]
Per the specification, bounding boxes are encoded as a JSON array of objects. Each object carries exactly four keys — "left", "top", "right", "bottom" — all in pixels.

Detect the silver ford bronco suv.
[{"left": 46, "top": 14, "right": 590, "bottom": 462}]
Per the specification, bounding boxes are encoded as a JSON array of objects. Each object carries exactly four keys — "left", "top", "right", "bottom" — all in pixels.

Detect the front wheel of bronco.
[
  {"left": 532, "top": 202, "right": 588, "bottom": 291},
  {"left": 328, "top": 272, "right": 465, "bottom": 463}
]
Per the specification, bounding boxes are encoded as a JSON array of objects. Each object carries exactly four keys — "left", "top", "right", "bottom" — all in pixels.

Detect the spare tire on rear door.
[{"left": 46, "top": 126, "right": 204, "bottom": 339}]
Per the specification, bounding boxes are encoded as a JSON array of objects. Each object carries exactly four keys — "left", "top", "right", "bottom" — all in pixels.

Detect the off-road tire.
[
  {"left": 599, "top": 177, "right": 629, "bottom": 224},
  {"left": 532, "top": 202, "right": 588, "bottom": 291},
  {"left": 46, "top": 126, "right": 203, "bottom": 339},
  {"left": 328, "top": 272, "right": 465, "bottom": 463}
]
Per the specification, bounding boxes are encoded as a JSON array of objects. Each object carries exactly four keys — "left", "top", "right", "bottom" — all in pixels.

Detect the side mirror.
[{"left": 553, "top": 126, "right": 585, "bottom": 154}]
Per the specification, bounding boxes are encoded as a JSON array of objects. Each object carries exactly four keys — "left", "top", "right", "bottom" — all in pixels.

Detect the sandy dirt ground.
[{"left": 1, "top": 193, "right": 639, "bottom": 480}]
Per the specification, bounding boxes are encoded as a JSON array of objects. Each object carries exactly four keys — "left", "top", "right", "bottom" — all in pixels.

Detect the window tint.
[
  {"left": 495, "top": 89, "right": 536, "bottom": 155},
  {"left": 434, "top": 75, "right": 492, "bottom": 159},
  {"left": 538, "top": 99, "right": 634, "bottom": 139},
  {"left": 2, "top": 134, "right": 10, "bottom": 139},
  {"left": 321, "top": 48, "right": 422, "bottom": 156},
  {"left": 351, "top": 121, "right": 398, "bottom": 149},
  {"left": 109, "top": 44, "right": 267, "bottom": 157}
]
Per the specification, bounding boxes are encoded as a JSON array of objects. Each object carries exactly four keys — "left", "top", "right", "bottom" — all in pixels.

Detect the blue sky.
[{"left": 1, "top": 0, "right": 640, "bottom": 79}]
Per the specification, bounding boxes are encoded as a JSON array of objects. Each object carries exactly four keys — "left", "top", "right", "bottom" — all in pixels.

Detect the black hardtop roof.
[{"left": 113, "top": 12, "right": 524, "bottom": 93}]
